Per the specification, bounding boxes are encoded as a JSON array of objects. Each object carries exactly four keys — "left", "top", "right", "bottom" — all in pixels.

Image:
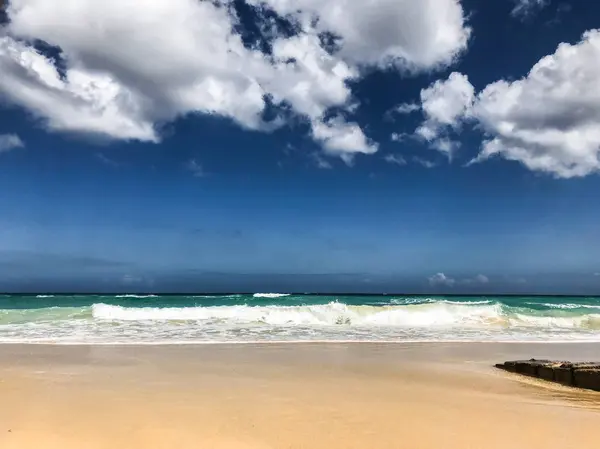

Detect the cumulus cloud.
[
  {"left": 430, "top": 138, "right": 461, "bottom": 157},
  {"left": 248, "top": 0, "right": 470, "bottom": 71},
  {"left": 390, "top": 132, "right": 409, "bottom": 142},
  {"left": 429, "top": 272, "right": 455, "bottom": 287},
  {"left": 311, "top": 118, "right": 378, "bottom": 161},
  {"left": 419, "top": 73, "right": 474, "bottom": 128},
  {"left": 414, "top": 72, "right": 474, "bottom": 158},
  {"left": 0, "top": 38, "right": 157, "bottom": 140},
  {"left": 460, "top": 274, "right": 490, "bottom": 285},
  {"left": 470, "top": 30, "right": 600, "bottom": 178},
  {"left": 0, "top": 0, "right": 471, "bottom": 159},
  {"left": 407, "top": 30, "right": 600, "bottom": 178},
  {"left": 392, "top": 103, "right": 420, "bottom": 115},
  {"left": 429, "top": 273, "right": 489, "bottom": 287},
  {"left": 413, "top": 157, "right": 437, "bottom": 168},
  {"left": 0, "top": 133, "right": 24, "bottom": 152},
  {"left": 384, "top": 154, "right": 407, "bottom": 166},
  {"left": 511, "top": 0, "right": 549, "bottom": 19}
]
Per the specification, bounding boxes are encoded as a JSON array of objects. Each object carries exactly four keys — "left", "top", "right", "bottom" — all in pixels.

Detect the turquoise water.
[{"left": 1, "top": 294, "right": 600, "bottom": 343}]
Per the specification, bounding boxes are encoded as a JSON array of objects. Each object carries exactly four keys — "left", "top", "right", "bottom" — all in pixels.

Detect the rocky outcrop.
[{"left": 495, "top": 359, "right": 600, "bottom": 392}]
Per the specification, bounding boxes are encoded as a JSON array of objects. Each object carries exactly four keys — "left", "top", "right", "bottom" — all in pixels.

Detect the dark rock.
[
  {"left": 495, "top": 359, "right": 600, "bottom": 392},
  {"left": 514, "top": 359, "right": 552, "bottom": 377},
  {"left": 554, "top": 366, "right": 574, "bottom": 386},
  {"left": 501, "top": 361, "right": 518, "bottom": 372},
  {"left": 497, "top": 361, "right": 520, "bottom": 372},
  {"left": 572, "top": 362, "right": 600, "bottom": 370},
  {"left": 537, "top": 365, "right": 556, "bottom": 382},
  {"left": 495, "top": 359, "right": 552, "bottom": 375},
  {"left": 573, "top": 369, "right": 600, "bottom": 391}
]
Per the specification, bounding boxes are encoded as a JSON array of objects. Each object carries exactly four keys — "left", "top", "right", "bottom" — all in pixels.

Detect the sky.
[{"left": 1, "top": 0, "right": 600, "bottom": 294}]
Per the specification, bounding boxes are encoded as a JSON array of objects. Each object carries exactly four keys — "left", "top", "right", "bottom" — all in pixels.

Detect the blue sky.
[{"left": 1, "top": 0, "right": 600, "bottom": 293}]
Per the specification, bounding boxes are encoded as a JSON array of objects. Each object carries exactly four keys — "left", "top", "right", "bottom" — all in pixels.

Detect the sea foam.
[
  {"left": 91, "top": 302, "right": 506, "bottom": 327},
  {"left": 115, "top": 294, "right": 158, "bottom": 298},
  {"left": 252, "top": 293, "right": 291, "bottom": 298},
  {"left": 89, "top": 301, "right": 600, "bottom": 330}
]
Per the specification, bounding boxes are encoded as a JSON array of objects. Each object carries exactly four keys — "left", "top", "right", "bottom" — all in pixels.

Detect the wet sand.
[{"left": 0, "top": 343, "right": 599, "bottom": 449}]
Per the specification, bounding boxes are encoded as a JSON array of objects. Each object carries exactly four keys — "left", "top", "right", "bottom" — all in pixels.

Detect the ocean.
[{"left": 1, "top": 294, "right": 600, "bottom": 344}]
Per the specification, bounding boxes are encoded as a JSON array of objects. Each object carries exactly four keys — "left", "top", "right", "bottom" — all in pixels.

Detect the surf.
[
  {"left": 2, "top": 295, "right": 600, "bottom": 344},
  {"left": 88, "top": 301, "right": 600, "bottom": 329}
]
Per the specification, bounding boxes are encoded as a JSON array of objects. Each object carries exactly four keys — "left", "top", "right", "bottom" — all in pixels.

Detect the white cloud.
[
  {"left": 0, "top": 133, "right": 24, "bottom": 153},
  {"left": 413, "top": 157, "right": 437, "bottom": 168},
  {"left": 415, "top": 72, "right": 474, "bottom": 157},
  {"left": 311, "top": 118, "right": 378, "bottom": 161},
  {"left": 0, "top": 1, "right": 355, "bottom": 152},
  {"left": 186, "top": 159, "right": 204, "bottom": 177},
  {"left": 393, "top": 103, "right": 420, "bottom": 114},
  {"left": 469, "top": 30, "right": 600, "bottom": 178},
  {"left": 460, "top": 274, "right": 490, "bottom": 285},
  {"left": 391, "top": 132, "right": 409, "bottom": 142},
  {"left": 475, "top": 274, "right": 489, "bottom": 284},
  {"left": 419, "top": 72, "right": 474, "bottom": 129},
  {"left": 430, "top": 272, "right": 489, "bottom": 287},
  {"left": 406, "top": 30, "right": 600, "bottom": 178},
  {"left": 430, "top": 137, "right": 461, "bottom": 158},
  {"left": 268, "top": 33, "right": 357, "bottom": 119},
  {"left": 511, "top": 0, "right": 549, "bottom": 19},
  {"left": 0, "top": 0, "right": 471, "bottom": 159},
  {"left": 248, "top": 0, "right": 470, "bottom": 71},
  {"left": 384, "top": 154, "right": 407, "bottom": 166},
  {"left": 429, "top": 272, "right": 455, "bottom": 287},
  {"left": 312, "top": 153, "right": 333, "bottom": 170}
]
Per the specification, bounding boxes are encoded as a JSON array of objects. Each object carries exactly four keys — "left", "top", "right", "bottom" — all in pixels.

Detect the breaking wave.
[
  {"left": 2, "top": 295, "right": 600, "bottom": 344},
  {"left": 252, "top": 293, "right": 291, "bottom": 298},
  {"left": 90, "top": 302, "right": 600, "bottom": 330},
  {"left": 525, "top": 302, "right": 600, "bottom": 310},
  {"left": 115, "top": 294, "right": 158, "bottom": 298}
]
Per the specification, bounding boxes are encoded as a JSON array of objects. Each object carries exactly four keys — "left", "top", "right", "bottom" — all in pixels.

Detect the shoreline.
[
  {"left": 1, "top": 342, "right": 599, "bottom": 448},
  {"left": 2, "top": 339, "right": 600, "bottom": 345}
]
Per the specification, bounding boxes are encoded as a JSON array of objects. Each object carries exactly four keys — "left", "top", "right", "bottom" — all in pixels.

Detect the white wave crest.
[
  {"left": 510, "top": 313, "right": 600, "bottom": 329},
  {"left": 36, "top": 295, "right": 55, "bottom": 298},
  {"left": 92, "top": 302, "right": 506, "bottom": 327},
  {"left": 390, "top": 298, "right": 492, "bottom": 306},
  {"left": 115, "top": 294, "right": 158, "bottom": 298},
  {"left": 252, "top": 293, "right": 291, "bottom": 298},
  {"left": 525, "top": 302, "right": 600, "bottom": 310}
]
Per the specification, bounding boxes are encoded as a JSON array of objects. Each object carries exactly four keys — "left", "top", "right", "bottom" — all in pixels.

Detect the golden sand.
[{"left": 0, "top": 343, "right": 599, "bottom": 449}]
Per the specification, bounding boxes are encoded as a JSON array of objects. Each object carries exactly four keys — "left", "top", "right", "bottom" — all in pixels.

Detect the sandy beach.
[{"left": 0, "top": 343, "right": 599, "bottom": 449}]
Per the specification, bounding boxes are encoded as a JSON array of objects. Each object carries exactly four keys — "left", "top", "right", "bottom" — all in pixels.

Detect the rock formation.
[{"left": 495, "top": 359, "right": 600, "bottom": 391}]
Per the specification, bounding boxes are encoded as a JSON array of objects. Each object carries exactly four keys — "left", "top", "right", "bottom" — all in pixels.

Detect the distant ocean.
[{"left": 1, "top": 294, "right": 600, "bottom": 344}]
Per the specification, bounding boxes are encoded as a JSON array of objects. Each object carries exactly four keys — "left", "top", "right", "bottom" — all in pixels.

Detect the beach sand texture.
[{"left": 1, "top": 343, "right": 599, "bottom": 449}]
